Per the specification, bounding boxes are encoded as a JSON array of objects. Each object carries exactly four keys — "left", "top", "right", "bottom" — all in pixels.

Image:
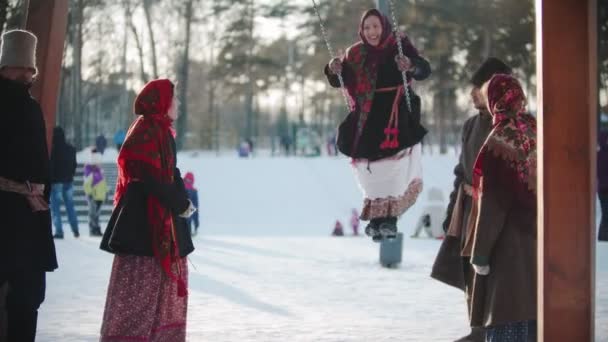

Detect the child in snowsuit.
[
  {"left": 183, "top": 172, "right": 200, "bottom": 236},
  {"left": 83, "top": 148, "right": 108, "bottom": 236}
]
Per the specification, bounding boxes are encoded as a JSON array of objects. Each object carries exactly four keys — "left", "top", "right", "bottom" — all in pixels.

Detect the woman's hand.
[
  {"left": 328, "top": 58, "right": 343, "bottom": 75},
  {"left": 395, "top": 55, "right": 413, "bottom": 72}
]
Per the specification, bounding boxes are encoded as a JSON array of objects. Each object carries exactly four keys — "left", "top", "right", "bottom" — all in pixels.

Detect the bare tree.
[
  {"left": 142, "top": 0, "right": 158, "bottom": 79},
  {"left": 0, "top": 0, "right": 10, "bottom": 32},
  {"left": 123, "top": 0, "right": 147, "bottom": 84},
  {"left": 71, "top": 0, "right": 84, "bottom": 148},
  {"left": 175, "top": 0, "right": 195, "bottom": 149}
]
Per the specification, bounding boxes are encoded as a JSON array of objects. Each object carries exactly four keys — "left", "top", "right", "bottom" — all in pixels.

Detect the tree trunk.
[
  {"left": 72, "top": 0, "right": 83, "bottom": 149},
  {"left": 244, "top": 0, "right": 255, "bottom": 139},
  {"left": 176, "top": 0, "right": 193, "bottom": 150},
  {"left": 0, "top": 0, "right": 9, "bottom": 33},
  {"left": 129, "top": 18, "right": 147, "bottom": 84},
  {"left": 142, "top": 0, "right": 158, "bottom": 79},
  {"left": 18, "top": 0, "right": 29, "bottom": 28},
  {"left": 481, "top": 29, "right": 492, "bottom": 60},
  {"left": 120, "top": 0, "right": 130, "bottom": 127},
  {"left": 436, "top": 55, "right": 448, "bottom": 155}
]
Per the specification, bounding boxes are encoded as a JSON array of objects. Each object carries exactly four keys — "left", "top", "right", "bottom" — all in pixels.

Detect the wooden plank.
[
  {"left": 536, "top": 0, "right": 597, "bottom": 340},
  {"left": 26, "top": 0, "right": 68, "bottom": 150}
]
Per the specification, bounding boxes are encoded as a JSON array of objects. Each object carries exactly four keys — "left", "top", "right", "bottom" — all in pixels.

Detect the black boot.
[
  {"left": 365, "top": 218, "right": 383, "bottom": 242},
  {"left": 379, "top": 217, "right": 398, "bottom": 239}
]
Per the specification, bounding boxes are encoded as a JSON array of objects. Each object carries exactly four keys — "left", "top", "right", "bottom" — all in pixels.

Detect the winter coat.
[
  {"left": 83, "top": 164, "right": 108, "bottom": 202},
  {"left": 100, "top": 135, "right": 194, "bottom": 258},
  {"left": 467, "top": 157, "right": 537, "bottom": 328},
  {"left": 114, "top": 129, "right": 126, "bottom": 146},
  {"left": 50, "top": 127, "right": 77, "bottom": 183},
  {"left": 325, "top": 49, "right": 430, "bottom": 161},
  {"left": 443, "top": 112, "right": 493, "bottom": 232},
  {"left": 598, "top": 131, "right": 608, "bottom": 191},
  {"left": 431, "top": 112, "right": 492, "bottom": 309},
  {"left": 95, "top": 134, "right": 107, "bottom": 154},
  {"left": 0, "top": 76, "right": 58, "bottom": 273}
]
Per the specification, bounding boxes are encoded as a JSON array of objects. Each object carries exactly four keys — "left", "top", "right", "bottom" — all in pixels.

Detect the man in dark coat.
[
  {"left": 0, "top": 30, "right": 58, "bottom": 342},
  {"left": 431, "top": 57, "right": 512, "bottom": 342},
  {"left": 50, "top": 126, "right": 80, "bottom": 238}
]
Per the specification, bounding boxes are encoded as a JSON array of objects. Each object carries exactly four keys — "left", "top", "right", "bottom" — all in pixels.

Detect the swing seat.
[{"left": 379, "top": 232, "right": 403, "bottom": 267}]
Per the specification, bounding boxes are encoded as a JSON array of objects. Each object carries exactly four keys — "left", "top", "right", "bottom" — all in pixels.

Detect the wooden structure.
[
  {"left": 26, "top": 0, "right": 68, "bottom": 149},
  {"left": 537, "top": 0, "right": 597, "bottom": 340}
]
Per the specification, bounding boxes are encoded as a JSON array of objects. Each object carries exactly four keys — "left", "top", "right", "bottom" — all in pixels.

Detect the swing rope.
[
  {"left": 311, "top": 0, "right": 351, "bottom": 111},
  {"left": 388, "top": 0, "right": 413, "bottom": 113}
]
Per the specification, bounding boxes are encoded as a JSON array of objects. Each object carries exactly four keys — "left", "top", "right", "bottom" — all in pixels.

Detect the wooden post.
[
  {"left": 536, "top": 0, "right": 597, "bottom": 340},
  {"left": 26, "top": 0, "right": 68, "bottom": 150}
]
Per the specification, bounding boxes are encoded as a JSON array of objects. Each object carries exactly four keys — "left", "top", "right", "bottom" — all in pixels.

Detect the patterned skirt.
[
  {"left": 354, "top": 144, "right": 423, "bottom": 220},
  {"left": 100, "top": 255, "right": 188, "bottom": 342},
  {"left": 485, "top": 320, "right": 537, "bottom": 342}
]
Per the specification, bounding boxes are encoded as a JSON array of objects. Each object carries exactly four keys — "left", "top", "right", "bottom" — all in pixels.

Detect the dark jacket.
[
  {"left": 598, "top": 131, "right": 608, "bottom": 191},
  {"left": 95, "top": 134, "right": 107, "bottom": 154},
  {"left": 443, "top": 112, "right": 493, "bottom": 232},
  {"left": 100, "top": 135, "right": 194, "bottom": 257},
  {"left": 50, "top": 127, "right": 77, "bottom": 183},
  {"left": 325, "top": 47, "right": 431, "bottom": 161},
  {"left": 0, "top": 77, "right": 58, "bottom": 273},
  {"left": 431, "top": 112, "right": 492, "bottom": 298}
]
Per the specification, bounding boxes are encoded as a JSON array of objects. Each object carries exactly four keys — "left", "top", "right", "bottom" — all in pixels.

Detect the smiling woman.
[{"left": 323, "top": 8, "right": 431, "bottom": 242}]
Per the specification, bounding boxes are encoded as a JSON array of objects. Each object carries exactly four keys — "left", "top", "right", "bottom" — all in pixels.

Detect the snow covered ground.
[{"left": 39, "top": 152, "right": 608, "bottom": 341}]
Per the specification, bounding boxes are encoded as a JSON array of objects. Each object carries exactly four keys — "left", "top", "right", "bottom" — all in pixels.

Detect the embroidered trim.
[{"left": 360, "top": 178, "right": 423, "bottom": 220}]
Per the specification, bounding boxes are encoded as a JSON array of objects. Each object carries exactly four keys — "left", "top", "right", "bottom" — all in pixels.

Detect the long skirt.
[
  {"left": 100, "top": 255, "right": 188, "bottom": 342},
  {"left": 485, "top": 320, "right": 537, "bottom": 342},
  {"left": 354, "top": 144, "right": 423, "bottom": 220}
]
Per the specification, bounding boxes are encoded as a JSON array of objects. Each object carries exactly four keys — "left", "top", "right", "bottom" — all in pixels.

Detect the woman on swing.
[{"left": 325, "top": 8, "right": 431, "bottom": 241}]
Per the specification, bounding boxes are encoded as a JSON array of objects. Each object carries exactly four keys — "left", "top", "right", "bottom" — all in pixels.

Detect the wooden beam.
[
  {"left": 536, "top": 0, "right": 597, "bottom": 340},
  {"left": 26, "top": 0, "right": 68, "bottom": 150}
]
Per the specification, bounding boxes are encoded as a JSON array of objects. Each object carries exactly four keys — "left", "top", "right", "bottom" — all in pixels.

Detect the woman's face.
[
  {"left": 167, "top": 95, "right": 180, "bottom": 120},
  {"left": 481, "top": 80, "right": 492, "bottom": 116},
  {"left": 363, "top": 15, "right": 383, "bottom": 47}
]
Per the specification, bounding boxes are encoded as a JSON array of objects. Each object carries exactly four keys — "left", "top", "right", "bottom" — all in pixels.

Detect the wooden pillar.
[
  {"left": 536, "top": 0, "right": 597, "bottom": 340},
  {"left": 26, "top": 0, "right": 68, "bottom": 149}
]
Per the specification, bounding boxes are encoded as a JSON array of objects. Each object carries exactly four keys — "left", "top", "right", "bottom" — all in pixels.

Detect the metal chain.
[
  {"left": 388, "top": 0, "right": 413, "bottom": 113},
  {"left": 311, "top": 0, "right": 351, "bottom": 111}
]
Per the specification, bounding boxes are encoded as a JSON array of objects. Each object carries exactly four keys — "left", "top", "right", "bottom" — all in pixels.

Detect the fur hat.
[
  {"left": 470, "top": 57, "right": 511, "bottom": 87},
  {"left": 0, "top": 30, "right": 37, "bottom": 74}
]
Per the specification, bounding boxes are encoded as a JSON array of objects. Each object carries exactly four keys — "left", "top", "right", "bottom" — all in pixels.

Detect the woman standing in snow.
[
  {"left": 99, "top": 79, "right": 196, "bottom": 341},
  {"left": 467, "top": 74, "right": 537, "bottom": 341},
  {"left": 325, "top": 9, "right": 431, "bottom": 241}
]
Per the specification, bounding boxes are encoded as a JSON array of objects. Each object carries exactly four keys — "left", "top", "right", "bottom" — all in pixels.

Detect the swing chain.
[
  {"left": 388, "top": 0, "right": 413, "bottom": 113},
  {"left": 311, "top": 0, "right": 351, "bottom": 111}
]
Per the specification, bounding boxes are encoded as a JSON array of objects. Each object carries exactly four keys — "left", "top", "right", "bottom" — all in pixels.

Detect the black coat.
[
  {"left": 325, "top": 48, "right": 431, "bottom": 161},
  {"left": 50, "top": 127, "right": 77, "bottom": 183},
  {"left": 100, "top": 135, "right": 194, "bottom": 257},
  {"left": 0, "top": 77, "right": 58, "bottom": 273}
]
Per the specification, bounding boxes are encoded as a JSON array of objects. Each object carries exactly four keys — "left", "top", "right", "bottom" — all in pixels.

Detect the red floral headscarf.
[
  {"left": 114, "top": 79, "right": 187, "bottom": 297},
  {"left": 473, "top": 74, "right": 537, "bottom": 197}
]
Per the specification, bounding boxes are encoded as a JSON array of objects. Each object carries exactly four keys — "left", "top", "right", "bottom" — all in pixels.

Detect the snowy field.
[{"left": 38, "top": 151, "right": 608, "bottom": 341}]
